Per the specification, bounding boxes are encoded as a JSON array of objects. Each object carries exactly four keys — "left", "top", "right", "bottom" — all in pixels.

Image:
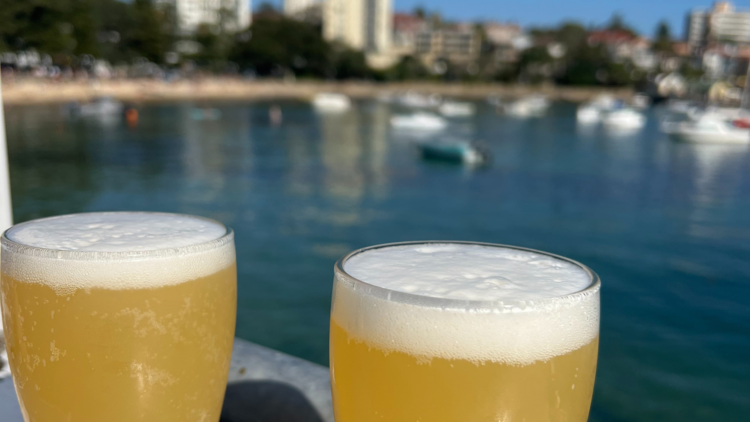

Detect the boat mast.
[{"left": 742, "top": 59, "right": 750, "bottom": 110}]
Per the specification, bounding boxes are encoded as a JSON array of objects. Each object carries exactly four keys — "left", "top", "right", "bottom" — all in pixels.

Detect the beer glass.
[
  {"left": 330, "top": 241, "right": 600, "bottom": 422},
  {"left": 0, "top": 212, "right": 237, "bottom": 422}
]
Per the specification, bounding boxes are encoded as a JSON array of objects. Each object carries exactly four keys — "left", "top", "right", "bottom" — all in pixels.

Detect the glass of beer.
[
  {"left": 330, "top": 241, "right": 600, "bottom": 422},
  {"left": 0, "top": 212, "right": 237, "bottom": 422}
]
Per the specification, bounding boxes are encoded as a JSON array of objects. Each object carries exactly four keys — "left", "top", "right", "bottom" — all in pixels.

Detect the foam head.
[
  {"left": 1, "top": 212, "right": 235, "bottom": 294},
  {"left": 333, "top": 242, "right": 600, "bottom": 365}
]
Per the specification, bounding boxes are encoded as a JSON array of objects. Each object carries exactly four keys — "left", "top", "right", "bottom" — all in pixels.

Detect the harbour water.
[{"left": 4, "top": 100, "right": 749, "bottom": 422}]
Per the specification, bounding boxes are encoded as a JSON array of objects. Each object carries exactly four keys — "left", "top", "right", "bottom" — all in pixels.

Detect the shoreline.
[{"left": 0, "top": 79, "right": 634, "bottom": 106}]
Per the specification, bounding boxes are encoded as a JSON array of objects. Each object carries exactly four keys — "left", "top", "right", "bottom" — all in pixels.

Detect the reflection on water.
[
  {"left": 675, "top": 142, "right": 749, "bottom": 241},
  {"left": 4, "top": 101, "right": 750, "bottom": 422},
  {"left": 319, "top": 111, "right": 366, "bottom": 201}
]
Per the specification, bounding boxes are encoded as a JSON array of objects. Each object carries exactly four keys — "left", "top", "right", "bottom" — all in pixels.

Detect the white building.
[
  {"left": 323, "top": 0, "right": 392, "bottom": 54},
  {"left": 711, "top": 6, "right": 750, "bottom": 43},
  {"left": 686, "top": 10, "right": 708, "bottom": 49},
  {"left": 686, "top": 1, "right": 750, "bottom": 47},
  {"left": 157, "top": 0, "right": 251, "bottom": 34},
  {"left": 414, "top": 27, "right": 481, "bottom": 66},
  {"left": 284, "top": 0, "right": 316, "bottom": 16}
]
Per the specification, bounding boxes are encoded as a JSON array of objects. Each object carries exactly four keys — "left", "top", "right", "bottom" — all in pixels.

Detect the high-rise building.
[
  {"left": 686, "top": 1, "right": 750, "bottom": 48},
  {"left": 157, "top": 0, "right": 251, "bottom": 34},
  {"left": 711, "top": 7, "right": 750, "bottom": 43},
  {"left": 323, "top": 0, "right": 392, "bottom": 54},
  {"left": 686, "top": 10, "right": 708, "bottom": 49}
]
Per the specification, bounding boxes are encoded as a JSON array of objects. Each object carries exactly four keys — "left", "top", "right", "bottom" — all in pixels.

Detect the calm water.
[{"left": 4, "top": 100, "right": 750, "bottom": 422}]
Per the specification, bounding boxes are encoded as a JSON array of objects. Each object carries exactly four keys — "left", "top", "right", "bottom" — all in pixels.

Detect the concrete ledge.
[{"left": 0, "top": 338, "right": 333, "bottom": 422}]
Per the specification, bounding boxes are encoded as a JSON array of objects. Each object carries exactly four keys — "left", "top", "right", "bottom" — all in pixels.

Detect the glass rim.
[
  {"left": 334, "top": 241, "right": 601, "bottom": 309},
  {"left": 1, "top": 211, "right": 234, "bottom": 262}
]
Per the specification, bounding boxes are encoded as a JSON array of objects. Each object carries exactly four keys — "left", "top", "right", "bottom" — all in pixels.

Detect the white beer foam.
[
  {"left": 2, "top": 213, "right": 235, "bottom": 294},
  {"left": 333, "top": 243, "right": 600, "bottom": 365}
]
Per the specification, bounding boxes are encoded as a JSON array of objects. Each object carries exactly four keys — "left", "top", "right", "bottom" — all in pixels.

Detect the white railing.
[{"left": 0, "top": 74, "right": 12, "bottom": 232}]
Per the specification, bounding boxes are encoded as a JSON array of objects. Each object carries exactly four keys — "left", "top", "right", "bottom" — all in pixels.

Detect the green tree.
[
  {"left": 128, "top": 0, "right": 167, "bottom": 63},
  {"left": 652, "top": 20, "right": 673, "bottom": 53},
  {"left": 159, "top": 2, "right": 179, "bottom": 52},
  {"left": 67, "top": 0, "right": 98, "bottom": 55},
  {"left": 557, "top": 44, "right": 608, "bottom": 86},
  {"left": 92, "top": 0, "right": 137, "bottom": 63},
  {"left": 0, "top": 0, "right": 85, "bottom": 55},
  {"left": 331, "top": 44, "right": 371, "bottom": 79},
  {"left": 192, "top": 23, "right": 236, "bottom": 69},
  {"left": 607, "top": 13, "right": 638, "bottom": 36},
  {"left": 384, "top": 55, "right": 429, "bottom": 81},
  {"left": 556, "top": 22, "right": 587, "bottom": 50},
  {"left": 230, "top": 17, "right": 331, "bottom": 77},
  {"left": 517, "top": 46, "right": 553, "bottom": 84}
]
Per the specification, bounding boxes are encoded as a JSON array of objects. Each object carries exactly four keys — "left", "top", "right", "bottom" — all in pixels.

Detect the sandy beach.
[{"left": 0, "top": 78, "right": 634, "bottom": 105}]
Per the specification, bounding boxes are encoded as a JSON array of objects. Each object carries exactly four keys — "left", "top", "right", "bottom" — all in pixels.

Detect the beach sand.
[{"left": 0, "top": 78, "right": 633, "bottom": 105}]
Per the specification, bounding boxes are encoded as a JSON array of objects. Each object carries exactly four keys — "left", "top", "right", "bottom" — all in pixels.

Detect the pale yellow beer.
[
  {"left": 330, "top": 242, "right": 600, "bottom": 422},
  {"left": 0, "top": 212, "right": 237, "bottom": 422}
]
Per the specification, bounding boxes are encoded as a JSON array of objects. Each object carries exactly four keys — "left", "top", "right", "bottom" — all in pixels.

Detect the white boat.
[
  {"left": 576, "top": 105, "right": 602, "bottom": 124},
  {"left": 505, "top": 95, "right": 550, "bottom": 118},
  {"left": 439, "top": 101, "right": 476, "bottom": 117},
  {"left": 666, "top": 100, "right": 694, "bottom": 114},
  {"left": 590, "top": 94, "right": 618, "bottom": 110},
  {"left": 390, "top": 112, "right": 448, "bottom": 131},
  {"left": 78, "top": 97, "right": 124, "bottom": 117},
  {"left": 312, "top": 93, "right": 351, "bottom": 112},
  {"left": 662, "top": 114, "right": 750, "bottom": 144},
  {"left": 399, "top": 92, "right": 442, "bottom": 108},
  {"left": 487, "top": 96, "right": 503, "bottom": 107},
  {"left": 576, "top": 95, "right": 620, "bottom": 125},
  {"left": 708, "top": 107, "right": 744, "bottom": 120},
  {"left": 603, "top": 108, "right": 646, "bottom": 130},
  {"left": 632, "top": 93, "right": 650, "bottom": 109}
]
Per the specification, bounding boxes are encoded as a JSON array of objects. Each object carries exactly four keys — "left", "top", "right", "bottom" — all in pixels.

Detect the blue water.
[{"left": 4, "top": 101, "right": 749, "bottom": 422}]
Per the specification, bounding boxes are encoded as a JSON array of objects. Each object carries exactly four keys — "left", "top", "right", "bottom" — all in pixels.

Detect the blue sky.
[{"left": 258, "top": 0, "right": 750, "bottom": 38}]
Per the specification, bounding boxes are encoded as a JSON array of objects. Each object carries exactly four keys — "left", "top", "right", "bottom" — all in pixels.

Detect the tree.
[
  {"left": 92, "top": 0, "right": 138, "bottom": 63},
  {"left": 230, "top": 17, "right": 331, "bottom": 77},
  {"left": 0, "top": 0, "right": 88, "bottom": 56},
  {"left": 384, "top": 55, "right": 429, "bottom": 81},
  {"left": 192, "top": 23, "right": 222, "bottom": 66},
  {"left": 557, "top": 44, "right": 609, "bottom": 86},
  {"left": 413, "top": 6, "right": 426, "bottom": 19},
  {"left": 652, "top": 20, "right": 673, "bottom": 53},
  {"left": 517, "top": 46, "right": 554, "bottom": 84},
  {"left": 607, "top": 13, "right": 637, "bottom": 36},
  {"left": 128, "top": 0, "right": 167, "bottom": 63},
  {"left": 556, "top": 22, "right": 587, "bottom": 50},
  {"left": 331, "top": 44, "right": 370, "bottom": 79}
]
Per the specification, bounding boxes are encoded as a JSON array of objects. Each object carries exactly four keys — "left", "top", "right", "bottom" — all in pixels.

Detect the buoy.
[{"left": 125, "top": 108, "right": 139, "bottom": 127}]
